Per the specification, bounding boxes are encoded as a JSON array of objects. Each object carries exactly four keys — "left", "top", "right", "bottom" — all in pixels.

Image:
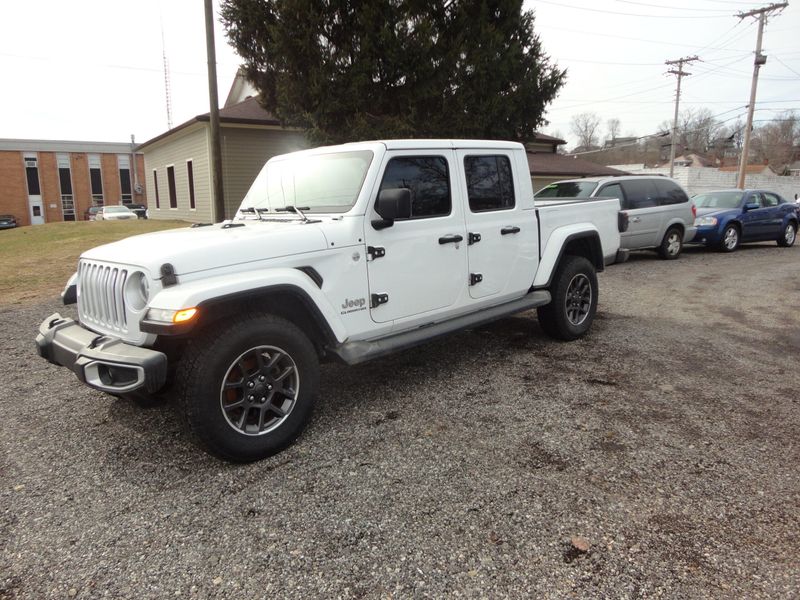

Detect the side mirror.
[
  {"left": 372, "top": 188, "right": 412, "bottom": 230},
  {"left": 743, "top": 202, "right": 760, "bottom": 212}
]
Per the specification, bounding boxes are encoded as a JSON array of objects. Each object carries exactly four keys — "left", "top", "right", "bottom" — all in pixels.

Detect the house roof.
[
  {"left": 532, "top": 132, "right": 567, "bottom": 145},
  {"left": 137, "top": 97, "right": 281, "bottom": 151},
  {"left": 527, "top": 152, "right": 628, "bottom": 177}
]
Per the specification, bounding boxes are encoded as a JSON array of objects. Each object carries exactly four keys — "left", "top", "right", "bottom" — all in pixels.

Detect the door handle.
[
  {"left": 630, "top": 217, "right": 641, "bottom": 223},
  {"left": 438, "top": 234, "right": 463, "bottom": 245},
  {"left": 501, "top": 226, "right": 521, "bottom": 235}
]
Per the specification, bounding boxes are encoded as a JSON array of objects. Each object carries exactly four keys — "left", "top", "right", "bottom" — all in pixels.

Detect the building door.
[{"left": 28, "top": 199, "right": 45, "bottom": 225}]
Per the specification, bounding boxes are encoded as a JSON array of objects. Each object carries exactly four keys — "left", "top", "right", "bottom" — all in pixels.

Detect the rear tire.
[
  {"left": 537, "top": 255, "right": 598, "bottom": 341},
  {"left": 658, "top": 227, "right": 683, "bottom": 260},
  {"left": 777, "top": 222, "right": 796, "bottom": 247},
  {"left": 176, "top": 314, "right": 319, "bottom": 462}
]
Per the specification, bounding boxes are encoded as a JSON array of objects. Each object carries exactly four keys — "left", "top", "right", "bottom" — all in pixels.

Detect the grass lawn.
[{"left": 0, "top": 220, "right": 188, "bottom": 306}]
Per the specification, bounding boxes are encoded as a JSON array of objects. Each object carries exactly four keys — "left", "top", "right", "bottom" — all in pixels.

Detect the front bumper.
[
  {"left": 688, "top": 226, "right": 721, "bottom": 245},
  {"left": 35, "top": 313, "right": 167, "bottom": 394}
]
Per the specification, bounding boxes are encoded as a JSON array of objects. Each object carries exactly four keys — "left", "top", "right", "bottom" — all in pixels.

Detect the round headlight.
[{"left": 125, "top": 272, "right": 150, "bottom": 311}]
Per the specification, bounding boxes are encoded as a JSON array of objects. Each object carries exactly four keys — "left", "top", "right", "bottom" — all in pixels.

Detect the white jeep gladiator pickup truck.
[{"left": 36, "top": 140, "right": 627, "bottom": 462}]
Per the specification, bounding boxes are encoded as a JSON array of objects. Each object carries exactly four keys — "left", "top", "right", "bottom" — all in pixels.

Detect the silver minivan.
[{"left": 536, "top": 176, "right": 697, "bottom": 259}]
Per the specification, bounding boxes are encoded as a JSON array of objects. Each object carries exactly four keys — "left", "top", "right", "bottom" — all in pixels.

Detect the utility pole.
[
  {"left": 736, "top": 2, "right": 788, "bottom": 189},
  {"left": 665, "top": 56, "right": 698, "bottom": 178},
  {"left": 204, "top": 0, "right": 225, "bottom": 222}
]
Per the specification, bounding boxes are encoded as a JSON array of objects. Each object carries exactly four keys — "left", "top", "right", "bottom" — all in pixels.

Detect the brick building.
[{"left": 0, "top": 139, "right": 147, "bottom": 226}]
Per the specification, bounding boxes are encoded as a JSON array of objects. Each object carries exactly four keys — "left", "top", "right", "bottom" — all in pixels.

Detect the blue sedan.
[{"left": 690, "top": 189, "right": 799, "bottom": 252}]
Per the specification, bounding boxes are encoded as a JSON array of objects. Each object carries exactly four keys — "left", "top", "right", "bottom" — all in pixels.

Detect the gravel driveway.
[{"left": 2, "top": 243, "right": 799, "bottom": 599}]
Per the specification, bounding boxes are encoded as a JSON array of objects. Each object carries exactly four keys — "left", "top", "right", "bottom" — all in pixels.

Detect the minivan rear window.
[{"left": 536, "top": 181, "right": 597, "bottom": 198}]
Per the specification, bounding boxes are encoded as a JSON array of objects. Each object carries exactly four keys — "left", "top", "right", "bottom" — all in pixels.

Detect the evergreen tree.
[{"left": 221, "top": 0, "right": 565, "bottom": 144}]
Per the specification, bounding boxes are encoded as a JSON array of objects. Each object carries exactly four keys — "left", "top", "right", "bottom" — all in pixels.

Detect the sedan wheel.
[
  {"left": 778, "top": 222, "right": 796, "bottom": 247},
  {"left": 720, "top": 225, "right": 739, "bottom": 252}
]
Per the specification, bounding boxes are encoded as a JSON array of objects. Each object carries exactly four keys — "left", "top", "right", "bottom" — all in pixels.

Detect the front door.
[{"left": 364, "top": 151, "right": 467, "bottom": 324}]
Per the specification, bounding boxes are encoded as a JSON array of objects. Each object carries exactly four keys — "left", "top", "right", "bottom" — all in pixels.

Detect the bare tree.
[
  {"left": 750, "top": 111, "right": 799, "bottom": 171},
  {"left": 570, "top": 112, "right": 602, "bottom": 150},
  {"left": 606, "top": 118, "right": 621, "bottom": 142}
]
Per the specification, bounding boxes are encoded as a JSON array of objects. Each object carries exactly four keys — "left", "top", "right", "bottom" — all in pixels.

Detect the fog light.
[{"left": 173, "top": 307, "right": 198, "bottom": 323}]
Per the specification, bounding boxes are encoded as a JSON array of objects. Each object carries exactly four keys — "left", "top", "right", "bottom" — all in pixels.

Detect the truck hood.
[{"left": 81, "top": 220, "right": 329, "bottom": 275}]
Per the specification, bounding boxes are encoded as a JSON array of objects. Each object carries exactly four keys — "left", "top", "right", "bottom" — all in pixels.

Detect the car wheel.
[
  {"left": 719, "top": 224, "right": 740, "bottom": 252},
  {"left": 777, "top": 222, "right": 797, "bottom": 247},
  {"left": 537, "top": 255, "right": 598, "bottom": 341},
  {"left": 176, "top": 314, "right": 319, "bottom": 462},
  {"left": 658, "top": 227, "right": 683, "bottom": 260}
]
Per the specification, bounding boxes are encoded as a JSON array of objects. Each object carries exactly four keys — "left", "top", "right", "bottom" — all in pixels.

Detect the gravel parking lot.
[{"left": 2, "top": 243, "right": 799, "bottom": 599}]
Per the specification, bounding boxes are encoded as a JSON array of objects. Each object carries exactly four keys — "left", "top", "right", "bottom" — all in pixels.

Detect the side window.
[
  {"left": 596, "top": 183, "right": 624, "bottom": 202},
  {"left": 654, "top": 179, "right": 689, "bottom": 205},
  {"left": 464, "top": 155, "right": 515, "bottom": 212},
  {"left": 378, "top": 156, "right": 451, "bottom": 219},
  {"left": 762, "top": 192, "right": 779, "bottom": 207},
  {"left": 748, "top": 193, "right": 764, "bottom": 207},
  {"left": 620, "top": 179, "right": 659, "bottom": 210}
]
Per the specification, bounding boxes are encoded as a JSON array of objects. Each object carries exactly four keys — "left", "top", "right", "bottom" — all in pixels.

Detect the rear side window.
[
  {"left": 379, "top": 156, "right": 451, "bottom": 219},
  {"left": 620, "top": 179, "right": 659, "bottom": 210},
  {"left": 762, "top": 192, "right": 779, "bottom": 207},
  {"left": 654, "top": 179, "right": 689, "bottom": 205},
  {"left": 464, "top": 155, "right": 515, "bottom": 212},
  {"left": 596, "top": 183, "right": 624, "bottom": 201}
]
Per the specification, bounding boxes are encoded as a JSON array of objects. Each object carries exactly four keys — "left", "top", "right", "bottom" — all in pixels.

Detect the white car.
[
  {"left": 37, "top": 139, "right": 628, "bottom": 462},
  {"left": 96, "top": 205, "right": 136, "bottom": 221}
]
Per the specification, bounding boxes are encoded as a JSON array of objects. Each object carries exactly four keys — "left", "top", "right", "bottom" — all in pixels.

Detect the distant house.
[
  {"left": 138, "top": 73, "right": 306, "bottom": 223},
  {"left": 526, "top": 134, "right": 627, "bottom": 192},
  {"left": 0, "top": 138, "right": 146, "bottom": 226}
]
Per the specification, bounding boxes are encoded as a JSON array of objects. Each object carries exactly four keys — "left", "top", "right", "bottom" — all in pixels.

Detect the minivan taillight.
[{"left": 691, "top": 203, "right": 697, "bottom": 218}]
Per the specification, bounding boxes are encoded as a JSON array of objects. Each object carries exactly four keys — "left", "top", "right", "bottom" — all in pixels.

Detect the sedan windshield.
[
  {"left": 536, "top": 181, "right": 598, "bottom": 198},
  {"left": 692, "top": 191, "right": 744, "bottom": 209},
  {"left": 240, "top": 150, "right": 374, "bottom": 214}
]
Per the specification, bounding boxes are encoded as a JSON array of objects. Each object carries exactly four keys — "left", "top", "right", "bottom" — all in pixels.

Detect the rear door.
[
  {"left": 457, "top": 150, "right": 533, "bottom": 300},
  {"left": 364, "top": 151, "right": 468, "bottom": 324},
  {"left": 762, "top": 192, "right": 785, "bottom": 237},
  {"left": 617, "top": 179, "right": 662, "bottom": 248}
]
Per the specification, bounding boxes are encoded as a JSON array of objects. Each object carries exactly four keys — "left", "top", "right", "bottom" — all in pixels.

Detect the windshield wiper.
[
  {"left": 275, "top": 205, "right": 311, "bottom": 222},
  {"left": 239, "top": 207, "right": 271, "bottom": 219}
]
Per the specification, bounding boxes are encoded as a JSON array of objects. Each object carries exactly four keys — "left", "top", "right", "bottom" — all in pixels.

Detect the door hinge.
[
  {"left": 469, "top": 273, "right": 483, "bottom": 286},
  {"left": 370, "top": 293, "right": 389, "bottom": 308},
  {"left": 468, "top": 232, "right": 482, "bottom": 245},
  {"left": 367, "top": 246, "right": 386, "bottom": 261}
]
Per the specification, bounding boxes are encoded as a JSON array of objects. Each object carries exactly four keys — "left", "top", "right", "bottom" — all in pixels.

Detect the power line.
[
  {"left": 614, "top": 0, "right": 737, "bottom": 12},
  {"left": 773, "top": 55, "right": 800, "bottom": 78},
  {"left": 536, "top": 0, "right": 732, "bottom": 18}
]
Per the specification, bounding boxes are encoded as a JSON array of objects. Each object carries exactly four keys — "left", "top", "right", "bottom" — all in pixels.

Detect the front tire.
[
  {"left": 777, "top": 222, "right": 797, "bottom": 247},
  {"left": 176, "top": 314, "right": 319, "bottom": 462},
  {"left": 537, "top": 255, "right": 598, "bottom": 341},
  {"left": 658, "top": 227, "right": 683, "bottom": 260},
  {"left": 719, "top": 224, "right": 740, "bottom": 252}
]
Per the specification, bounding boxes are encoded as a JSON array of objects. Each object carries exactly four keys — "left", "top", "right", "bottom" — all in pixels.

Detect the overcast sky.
[{"left": 0, "top": 1, "right": 797, "bottom": 150}]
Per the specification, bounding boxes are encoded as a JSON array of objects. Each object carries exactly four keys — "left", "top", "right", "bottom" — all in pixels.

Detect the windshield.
[
  {"left": 693, "top": 191, "right": 743, "bottom": 209},
  {"left": 105, "top": 206, "right": 130, "bottom": 213},
  {"left": 239, "top": 150, "right": 374, "bottom": 214},
  {"left": 536, "top": 181, "right": 598, "bottom": 198}
]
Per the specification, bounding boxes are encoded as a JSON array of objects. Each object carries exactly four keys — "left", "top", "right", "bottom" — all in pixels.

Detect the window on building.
[
  {"left": 153, "top": 169, "right": 160, "bottom": 209},
  {"left": 57, "top": 153, "right": 75, "bottom": 221},
  {"left": 378, "top": 156, "right": 451, "bottom": 219},
  {"left": 167, "top": 165, "right": 177, "bottom": 208},
  {"left": 187, "top": 160, "right": 196, "bottom": 209},
  {"left": 118, "top": 155, "right": 132, "bottom": 204},
  {"left": 88, "top": 154, "right": 103, "bottom": 206},
  {"left": 24, "top": 155, "right": 41, "bottom": 196},
  {"left": 463, "top": 155, "right": 515, "bottom": 212}
]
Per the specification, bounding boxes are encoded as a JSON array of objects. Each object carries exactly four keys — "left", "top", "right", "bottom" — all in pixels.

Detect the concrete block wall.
[{"left": 619, "top": 166, "right": 800, "bottom": 200}]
